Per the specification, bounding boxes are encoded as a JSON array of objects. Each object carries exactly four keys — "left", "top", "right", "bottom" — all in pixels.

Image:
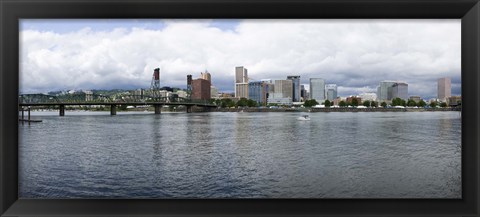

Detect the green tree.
[
  {"left": 350, "top": 98, "right": 359, "bottom": 107},
  {"left": 304, "top": 99, "right": 319, "bottom": 107},
  {"left": 247, "top": 99, "right": 257, "bottom": 107},
  {"left": 324, "top": 100, "right": 331, "bottom": 107},
  {"left": 339, "top": 101, "right": 347, "bottom": 107},
  {"left": 236, "top": 98, "right": 248, "bottom": 107},
  {"left": 430, "top": 101, "right": 438, "bottom": 108},
  {"left": 219, "top": 98, "right": 235, "bottom": 108},
  {"left": 391, "top": 98, "right": 401, "bottom": 106},
  {"left": 407, "top": 99, "right": 417, "bottom": 107},
  {"left": 371, "top": 101, "right": 377, "bottom": 107},
  {"left": 363, "top": 100, "right": 370, "bottom": 107},
  {"left": 440, "top": 102, "right": 448, "bottom": 108},
  {"left": 381, "top": 102, "right": 387, "bottom": 108},
  {"left": 418, "top": 100, "right": 426, "bottom": 107}
]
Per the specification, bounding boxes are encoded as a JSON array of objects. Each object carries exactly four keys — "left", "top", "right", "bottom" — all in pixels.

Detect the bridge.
[{"left": 19, "top": 93, "right": 216, "bottom": 116}]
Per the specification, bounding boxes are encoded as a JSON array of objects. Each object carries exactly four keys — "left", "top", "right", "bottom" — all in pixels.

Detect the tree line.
[{"left": 210, "top": 97, "right": 458, "bottom": 108}]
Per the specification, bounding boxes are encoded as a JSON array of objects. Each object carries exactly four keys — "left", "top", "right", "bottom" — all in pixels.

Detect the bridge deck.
[{"left": 19, "top": 102, "right": 216, "bottom": 107}]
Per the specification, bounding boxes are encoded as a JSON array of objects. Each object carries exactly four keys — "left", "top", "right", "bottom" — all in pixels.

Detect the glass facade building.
[
  {"left": 392, "top": 82, "right": 408, "bottom": 100},
  {"left": 377, "top": 81, "right": 396, "bottom": 101},
  {"left": 325, "top": 84, "right": 337, "bottom": 101},
  {"left": 248, "top": 81, "right": 268, "bottom": 105},
  {"left": 287, "top": 76, "right": 301, "bottom": 102},
  {"left": 309, "top": 78, "right": 325, "bottom": 102}
]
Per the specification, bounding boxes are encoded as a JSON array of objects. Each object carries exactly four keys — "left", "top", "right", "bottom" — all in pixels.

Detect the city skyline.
[{"left": 20, "top": 19, "right": 461, "bottom": 99}]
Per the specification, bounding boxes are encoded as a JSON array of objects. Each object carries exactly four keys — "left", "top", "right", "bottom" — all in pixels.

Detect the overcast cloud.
[{"left": 20, "top": 19, "right": 461, "bottom": 99}]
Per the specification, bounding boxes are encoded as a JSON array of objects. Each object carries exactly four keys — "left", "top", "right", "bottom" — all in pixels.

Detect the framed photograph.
[{"left": 1, "top": 0, "right": 479, "bottom": 216}]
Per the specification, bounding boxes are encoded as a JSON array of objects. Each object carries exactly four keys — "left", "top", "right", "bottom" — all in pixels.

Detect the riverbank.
[
  {"left": 214, "top": 107, "right": 461, "bottom": 112},
  {"left": 27, "top": 107, "right": 461, "bottom": 113}
]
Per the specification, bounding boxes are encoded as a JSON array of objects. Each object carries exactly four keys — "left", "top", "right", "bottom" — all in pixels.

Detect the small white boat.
[{"left": 297, "top": 115, "right": 310, "bottom": 121}]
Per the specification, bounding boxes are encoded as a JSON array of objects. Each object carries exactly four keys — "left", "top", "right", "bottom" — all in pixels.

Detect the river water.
[{"left": 19, "top": 111, "right": 461, "bottom": 198}]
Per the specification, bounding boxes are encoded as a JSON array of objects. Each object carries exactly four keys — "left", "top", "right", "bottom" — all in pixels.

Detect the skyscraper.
[
  {"left": 391, "top": 82, "right": 408, "bottom": 100},
  {"left": 325, "top": 84, "right": 338, "bottom": 101},
  {"left": 261, "top": 79, "right": 275, "bottom": 101},
  {"left": 309, "top": 78, "right": 325, "bottom": 102},
  {"left": 191, "top": 78, "right": 211, "bottom": 100},
  {"left": 201, "top": 71, "right": 211, "bottom": 84},
  {"left": 287, "top": 76, "right": 301, "bottom": 102},
  {"left": 274, "top": 80, "right": 293, "bottom": 99},
  {"left": 377, "top": 81, "right": 397, "bottom": 101},
  {"left": 248, "top": 81, "right": 268, "bottom": 106},
  {"left": 437, "top": 77, "right": 451, "bottom": 102},
  {"left": 235, "top": 66, "right": 249, "bottom": 98},
  {"left": 300, "top": 85, "right": 307, "bottom": 101}
]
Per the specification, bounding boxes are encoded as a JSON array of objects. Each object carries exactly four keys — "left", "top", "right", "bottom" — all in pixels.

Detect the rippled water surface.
[{"left": 19, "top": 111, "right": 461, "bottom": 198}]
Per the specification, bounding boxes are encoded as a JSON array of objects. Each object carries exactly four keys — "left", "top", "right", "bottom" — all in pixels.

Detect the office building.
[
  {"left": 192, "top": 78, "right": 211, "bottom": 100},
  {"left": 274, "top": 80, "right": 293, "bottom": 99},
  {"left": 346, "top": 96, "right": 362, "bottom": 105},
  {"left": 447, "top": 95, "right": 461, "bottom": 106},
  {"left": 266, "top": 80, "right": 292, "bottom": 105},
  {"left": 438, "top": 77, "right": 451, "bottom": 102},
  {"left": 300, "top": 85, "right": 308, "bottom": 101},
  {"left": 377, "top": 81, "right": 397, "bottom": 101},
  {"left": 267, "top": 97, "right": 292, "bottom": 106},
  {"left": 235, "top": 83, "right": 249, "bottom": 99},
  {"left": 409, "top": 96, "right": 421, "bottom": 103},
  {"left": 392, "top": 82, "right": 408, "bottom": 100},
  {"left": 211, "top": 86, "right": 218, "bottom": 98},
  {"left": 310, "top": 78, "right": 325, "bottom": 102},
  {"left": 176, "top": 90, "right": 187, "bottom": 98},
  {"left": 201, "top": 71, "right": 211, "bottom": 84},
  {"left": 287, "top": 76, "right": 301, "bottom": 102},
  {"left": 248, "top": 81, "right": 269, "bottom": 106},
  {"left": 325, "top": 84, "right": 338, "bottom": 101},
  {"left": 235, "top": 66, "right": 249, "bottom": 98}
]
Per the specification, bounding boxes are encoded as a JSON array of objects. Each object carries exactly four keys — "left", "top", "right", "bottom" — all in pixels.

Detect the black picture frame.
[{"left": 1, "top": 0, "right": 479, "bottom": 216}]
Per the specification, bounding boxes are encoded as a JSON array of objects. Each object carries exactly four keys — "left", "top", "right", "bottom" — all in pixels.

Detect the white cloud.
[{"left": 20, "top": 19, "right": 460, "bottom": 99}]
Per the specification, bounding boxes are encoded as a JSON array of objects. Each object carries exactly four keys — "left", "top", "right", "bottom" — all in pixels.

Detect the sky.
[{"left": 20, "top": 19, "right": 461, "bottom": 99}]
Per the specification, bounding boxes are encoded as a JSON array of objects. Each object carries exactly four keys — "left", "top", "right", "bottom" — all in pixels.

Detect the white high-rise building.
[
  {"left": 274, "top": 80, "right": 293, "bottom": 99},
  {"left": 392, "top": 82, "right": 408, "bottom": 100},
  {"left": 310, "top": 78, "right": 325, "bottom": 102},
  {"left": 377, "top": 81, "right": 397, "bottom": 101},
  {"left": 437, "top": 77, "right": 451, "bottom": 102},
  {"left": 235, "top": 66, "right": 249, "bottom": 98},
  {"left": 324, "top": 84, "right": 337, "bottom": 101}
]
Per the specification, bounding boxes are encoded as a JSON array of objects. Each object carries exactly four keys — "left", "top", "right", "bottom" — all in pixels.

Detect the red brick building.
[
  {"left": 346, "top": 96, "right": 362, "bottom": 104},
  {"left": 192, "top": 78, "right": 211, "bottom": 100}
]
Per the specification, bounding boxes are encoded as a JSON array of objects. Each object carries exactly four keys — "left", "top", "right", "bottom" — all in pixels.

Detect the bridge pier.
[
  {"left": 59, "top": 105, "right": 65, "bottom": 116},
  {"left": 110, "top": 105, "right": 117, "bottom": 115},
  {"left": 186, "top": 105, "right": 193, "bottom": 113},
  {"left": 154, "top": 105, "right": 161, "bottom": 114}
]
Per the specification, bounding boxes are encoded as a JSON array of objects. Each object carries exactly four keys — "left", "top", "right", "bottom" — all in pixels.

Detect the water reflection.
[{"left": 19, "top": 111, "right": 461, "bottom": 198}]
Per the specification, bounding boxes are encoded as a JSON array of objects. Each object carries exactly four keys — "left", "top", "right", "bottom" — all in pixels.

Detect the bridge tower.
[
  {"left": 150, "top": 68, "right": 161, "bottom": 101},
  {"left": 187, "top": 74, "right": 192, "bottom": 101}
]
